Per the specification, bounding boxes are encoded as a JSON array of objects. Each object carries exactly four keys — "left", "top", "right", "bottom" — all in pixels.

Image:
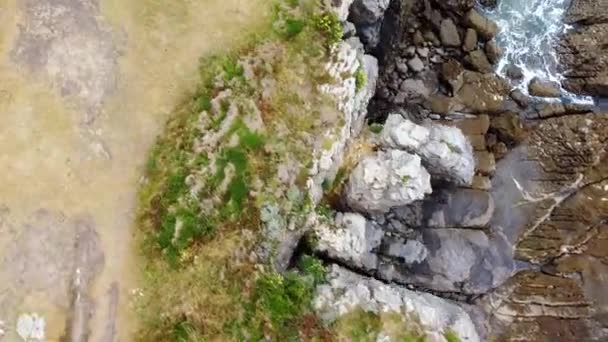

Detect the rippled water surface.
[{"left": 485, "top": 0, "right": 593, "bottom": 103}]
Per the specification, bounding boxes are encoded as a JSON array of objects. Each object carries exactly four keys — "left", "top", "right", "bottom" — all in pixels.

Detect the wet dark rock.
[
  {"left": 424, "top": 94, "right": 459, "bottom": 115},
  {"left": 565, "top": 0, "right": 608, "bottom": 25},
  {"left": 342, "top": 21, "right": 357, "bottom": 39},
  {"left": 479, "top": 0, "right": 498, "bottom": 9},
  {"left": 435, "top": 0, "right": 476, "bottom": 14},
  {"left": 463, "top": 28, "right": 478, "bottom": 52},
  {"left": 396, "top": 61, "right": 409, "bottom": 74},
  {"left": 408, "top": 56, "right": 425, "bottom": 72},
  {"left": 465, "top": 50, "right": 494, "bottom": 73},
  {"left": 349, "top": 0, "right": 391, "bottom": 25},
  {"left": 558, "top": 1, "right": 608, "bottom": 97},
  {"left": 377, "top": 227, "right": 515, "bottom": 295},
  {"left": 422, "top": 188, "right": 495, "bottom": 229},
  {"left": 423, "top": 30, "right": 441, "bottom": 46},
  {"left": 441, "top": 58, "right": 465, "bottom": 93},
  {"left": 510, "top": 89, "right": 529, "bottom": 108},
  {"left": 399, "top": 79, "right": 431, "bottom": 99},
  {"left": 505, "top": 64, "right": 524, "bottom": 80},
  {"left": 484, "top": 40, "right": 502, "bottom": 64},
  {"left": 455, "top": 72, "right": 510, "bottom": 113},
  {"left": 534, "top": 102, "right": 566, "bottom": 118},
  {"left": 417, "top": 47, "right": 429, "bottom": 58},
  {"left": 464, "top": 9, "right": 499, "bottom": 40},
  {"left": 440, "top": 18, "right": 461, "bottom": 47},
  {"left": 411, "top": 30, "right": 424, "bottom": 46},
  {"left": 564, "top": 102, "right": 598, "bottom": 114},
  {"left": 528, "top": 77, "right": 561, "bottom": 97},
  {"left": 357, "top": 22, "right": 384, "bottom": 50},
  {"left": 490, "top": 112, "right": 528, "bottom": 146},
  {"left": 483, "top": 113, "right": 608, "bottom": 340}
]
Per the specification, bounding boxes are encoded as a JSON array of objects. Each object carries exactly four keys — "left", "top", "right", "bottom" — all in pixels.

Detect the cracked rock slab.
[
  {"left": 381, "top": 114, "right": 475, "bottom": 186},
  {"left": 314, "top": 264, "right": 481, "bottom": 342},
  {"left": 345, "top": 149, "right": 432, "bottom": 214}
]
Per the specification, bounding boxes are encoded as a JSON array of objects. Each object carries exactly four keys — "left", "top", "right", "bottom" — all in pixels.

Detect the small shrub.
[
  {"left": 299, "top": 255, "right": 326, "bottom": 284},
  {"left": 160, "top": 168, "right": 189, "bottom": 209},
  {"left": 312, "top": 12, "right": 342, "bottom": 46},
  {"left": 355, "top": 66, "right": 367, "bottom": 92},
  {"left": 172, "top": 321, "right": 194, "bottom": 342},
  {"left": 222, "top": 57, "right": 245, "bottom": 81},
  {"left": 285, "top": 0, "right": 300, "bottom": 8},
  {"left": 244, "top": 271, "right": 315, "bottom": 338},
  {"left": 316, "top": 202, "right": 333, "bottom": 220},
  {"left": 284, "top": 18, "right": 306, "bottom": 39},
  {"left": 333, "top": 309, "right": 382, "bottom": 341},
  {"left": 444, "top": 329, "right": 460, "bottom": 342},
  {"left": 194, "top": 93, "right": 212, "bottom": 112},
  {"left": 239, "top": 130, "right": 265, "bottom": 150},
  {"left": 369, "top": 123, "right": 384, "bottom": 134}
]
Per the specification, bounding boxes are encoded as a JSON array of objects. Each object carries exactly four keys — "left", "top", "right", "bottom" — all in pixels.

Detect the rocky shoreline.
[{"left": 307, "top": 0, "right": 608, "bottom": 340}]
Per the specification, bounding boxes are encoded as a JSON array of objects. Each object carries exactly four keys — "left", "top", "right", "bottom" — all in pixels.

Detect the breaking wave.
[{"left": 485, "top": 0, "right": 594, "bottom": 104}]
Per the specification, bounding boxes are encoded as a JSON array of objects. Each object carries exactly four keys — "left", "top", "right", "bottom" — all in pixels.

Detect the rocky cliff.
[{"left": 307, "top": 0, "right": 608, "bottom": 341}]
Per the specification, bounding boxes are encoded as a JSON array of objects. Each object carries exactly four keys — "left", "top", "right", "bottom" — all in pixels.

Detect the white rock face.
[
  {"left": 314, "top": 265, "right": 481, "bottom": 342},
  {"left": 314, "top": 212, "right": 383, "bottom": 270},
  {"left": 420, "top": 124, "right": 475, "bottom": 186},
  {"left": 309, "top": 40, "right": 379, "bottom": 204},
  {"left": 330, "top": 0, "right": 355, "bottom": 22},
  {"left": 381, "top": 114, "right": 430, "bottom": 149},
  {"left": 16, "top": 313, "right": 45, "bottom": 341},
  {"left": 381, "top": 114, "right": 475, "bottom": 186},
  {"left": 345, "top": 149, "right": 432, "bottom": 214}
]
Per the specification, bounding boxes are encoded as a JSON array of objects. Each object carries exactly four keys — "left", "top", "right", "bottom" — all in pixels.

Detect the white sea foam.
[{"left": 485, "top": 0, "right": 594, "bottom": 104}]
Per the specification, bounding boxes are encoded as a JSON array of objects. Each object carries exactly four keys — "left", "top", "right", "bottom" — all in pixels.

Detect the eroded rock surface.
[
  {"left": 484, "top": 113, "right": 608, "bottom": 340},
  {"left": 559, "top": 0, "right": 608, "bottom": 96},
  {"left": 319, "top": 0, "right": 608, "bottom": 340},
  {"left": 345, "top": 149, "right": 432, "bottom": 214},
  {"left": 11, "top": 0, "right": 119, "bottom": 122},
  {"left": 314, "top": 265, "right": 481, "bottom": 342},
  {"left": 381, "top": 114, "right": 475, "bottom": 185}
]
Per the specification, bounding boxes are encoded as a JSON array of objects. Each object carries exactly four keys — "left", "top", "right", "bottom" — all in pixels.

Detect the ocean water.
[{"left": 485, "top": 0, "right": 594, "bottom": 104}]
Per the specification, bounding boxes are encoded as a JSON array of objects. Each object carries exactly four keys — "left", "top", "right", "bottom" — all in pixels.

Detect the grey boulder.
[
  {"left": 313, "top": 265, "right": 481, "bottom": 341},
  {"left": 464, "top": 9, "right": 499, "bottom": 40},
  {"left": 528, "top": 77, "right": 561, "bottom": 97},
  {"left": 381, "top": 114, "right": 475, "bottom": 186},
  {"left": 345, "top": 149, "right": 432, "bottom": 214},
  {"left": 440, "top": 18, "right": 462, "bottom": 47}
]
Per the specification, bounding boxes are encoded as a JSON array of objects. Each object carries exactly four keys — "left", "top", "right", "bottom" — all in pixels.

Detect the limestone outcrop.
[
  {"left": 314, "top": 265, "right": 481, "bottom": 342},
  {"left": 344, "top": 149, "right": 432, "bottom": 214}
]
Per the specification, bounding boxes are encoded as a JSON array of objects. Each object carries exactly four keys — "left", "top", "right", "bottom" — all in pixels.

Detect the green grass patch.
[
  {"left": 312, "top": 11, "right": 343, "bottom": 46},
  {"left": 135, "top": 0, "right": 347, "bottom": 339},
  {"left": 332, "top": 309, "right": 427, "bottom": 342},
  {"left": 444, "top": 329, "right": 460, "bottom": 342},
  {"left": 369, "top": 122, "right": 384, "bottom": 134},
  {"left": 232, "top": 256, "right": 327, "bottom": 340},
  {"left": 355, "top": 65, "right": 367, "bottom": 92}
]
